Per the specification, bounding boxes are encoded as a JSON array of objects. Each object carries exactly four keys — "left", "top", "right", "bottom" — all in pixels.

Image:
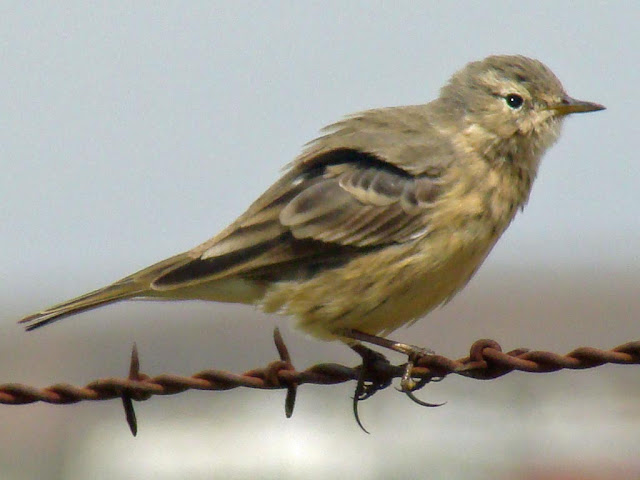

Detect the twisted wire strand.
[
  {"left": 2, "top": 335, "right": 639, "bottom": 405},
  {"left": 2, "top": 330, "right": 638, "bottom": 435}
]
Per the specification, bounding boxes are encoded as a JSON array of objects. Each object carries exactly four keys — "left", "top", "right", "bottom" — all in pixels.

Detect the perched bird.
[{"left": 19, "top": 55, "right": 604, "bottom": 363}]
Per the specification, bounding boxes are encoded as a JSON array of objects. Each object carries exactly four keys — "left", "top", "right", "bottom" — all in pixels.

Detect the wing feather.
[{"left": 152, "top": 105, "right": 455, "bottom": 290}]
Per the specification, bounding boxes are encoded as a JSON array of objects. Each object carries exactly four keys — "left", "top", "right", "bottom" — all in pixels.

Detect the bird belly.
[{"left": 260, "top": 232, "right": 495, "bottom": 340}]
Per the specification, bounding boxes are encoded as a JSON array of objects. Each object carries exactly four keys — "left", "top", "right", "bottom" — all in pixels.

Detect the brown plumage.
[{"left": 19, "top": 55, "right": 604, "bottom": 340}]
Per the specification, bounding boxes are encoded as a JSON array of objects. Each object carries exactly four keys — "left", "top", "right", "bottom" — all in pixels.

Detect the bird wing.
[{"left": 151, "top": 107, "right": 455, "bottom": 289}]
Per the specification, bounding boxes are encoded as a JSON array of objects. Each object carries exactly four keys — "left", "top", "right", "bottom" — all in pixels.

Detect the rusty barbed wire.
[{"left": 1, "top": 329, "right": 639, "bottom": 435}]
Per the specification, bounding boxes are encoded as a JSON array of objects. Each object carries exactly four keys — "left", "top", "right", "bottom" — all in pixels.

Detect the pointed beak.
[{"left": 548, "top": 96, "right": 606, "bottom": 115}]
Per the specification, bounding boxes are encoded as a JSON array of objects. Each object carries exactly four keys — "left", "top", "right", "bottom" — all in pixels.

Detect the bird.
[{"left": 19, "top": 55, "right": 604, "bottom": 369}]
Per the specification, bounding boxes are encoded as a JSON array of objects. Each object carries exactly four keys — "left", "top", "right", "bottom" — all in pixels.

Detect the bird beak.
[{"left": 548, "top": 96, "right": 606, "bottom": 115}]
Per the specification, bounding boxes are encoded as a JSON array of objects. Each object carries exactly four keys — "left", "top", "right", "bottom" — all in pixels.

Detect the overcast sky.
[
  {"left": 2, "top": 3, "right": 638, "bottom": 309},
  {"left": 1, "top": 4, "right": 639, "bottom": 478}
]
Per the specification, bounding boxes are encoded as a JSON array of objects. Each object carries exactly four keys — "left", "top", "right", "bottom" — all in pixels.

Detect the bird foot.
[
  {"left": 398, "top": 345, "right": 434, "bottom": 392},
  {"left": 340, "top": 329, "right": 444, "bottom": 408}
]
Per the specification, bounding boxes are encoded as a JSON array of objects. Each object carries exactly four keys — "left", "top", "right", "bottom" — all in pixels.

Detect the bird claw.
[
  {"left": 350, "top": 344, "right": 393, "bottom": 433},
  {"left": 404, "top": 389, "right": 446, "bottom": 408},
  {"left": 394, "top": 346, "right": 445, "bottom": 407}
]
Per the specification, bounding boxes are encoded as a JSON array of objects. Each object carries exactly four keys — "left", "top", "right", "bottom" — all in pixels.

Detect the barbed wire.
[{"left": 1, "top": 328, "right": 639, "bottom": 435}]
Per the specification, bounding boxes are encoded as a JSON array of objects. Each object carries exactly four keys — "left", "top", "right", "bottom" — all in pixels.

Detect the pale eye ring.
[{"left": 505, "top": 94, "right": 524, "bottom": 109}]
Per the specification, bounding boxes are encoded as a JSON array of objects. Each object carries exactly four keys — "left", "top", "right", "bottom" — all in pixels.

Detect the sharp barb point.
[
  {"left": 121, "top": 395, "right": 138, "bottom": 436},
  {"left": 129, "top": 343, "right": 140, "bottom": 379},
  {"left": 285, "top": 386, "right": 296, "bottom": 418}
]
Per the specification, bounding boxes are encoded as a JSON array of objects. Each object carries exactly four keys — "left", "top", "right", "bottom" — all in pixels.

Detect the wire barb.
[
  {"left": 121, "top": 343, "right": 143, "bottom": 436},
  {"left": 273, "top": 327, "right": 298, "bottom": 418},
  {"left": 1, "top": 333, "right": 639, "bottom": 434}
]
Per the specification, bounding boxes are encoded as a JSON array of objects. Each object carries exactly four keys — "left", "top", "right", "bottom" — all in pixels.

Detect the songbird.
[{"left": 19, "top": 55, "right": 604, "bottom": 382}]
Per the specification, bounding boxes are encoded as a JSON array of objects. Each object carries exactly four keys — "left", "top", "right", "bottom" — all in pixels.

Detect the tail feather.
[{"left": 18, "top": 280, "right": 144, "bottom": 331}]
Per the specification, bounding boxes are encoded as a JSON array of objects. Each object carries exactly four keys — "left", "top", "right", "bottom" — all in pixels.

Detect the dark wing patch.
[
  {"left": 155, "top": 234, "right": 367, "bottom": 287},
  {"left": 152, "top": 148, "right": 443, "bottom": 289}
]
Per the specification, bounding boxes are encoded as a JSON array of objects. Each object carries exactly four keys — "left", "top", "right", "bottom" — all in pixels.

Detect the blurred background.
[{"left": 1, "top": 2, "right": 638, "bottom": 479}]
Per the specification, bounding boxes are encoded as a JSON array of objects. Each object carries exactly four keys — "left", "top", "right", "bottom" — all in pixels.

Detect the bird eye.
[{"left": 505, "top": 94, "right": 524, "bottom": 109}]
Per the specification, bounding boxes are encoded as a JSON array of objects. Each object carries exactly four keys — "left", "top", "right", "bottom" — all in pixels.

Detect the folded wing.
[{"left": 153, "top": 148, "right": 444, "bottom": 289}]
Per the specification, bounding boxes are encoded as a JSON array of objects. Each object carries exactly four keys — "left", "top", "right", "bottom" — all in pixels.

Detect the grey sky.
[
  {"left": 2, "top": 2, "right": 637, "bottom": 304},
  {"left": 1, "top": 4, "right": 639, "bottom": 478}
]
